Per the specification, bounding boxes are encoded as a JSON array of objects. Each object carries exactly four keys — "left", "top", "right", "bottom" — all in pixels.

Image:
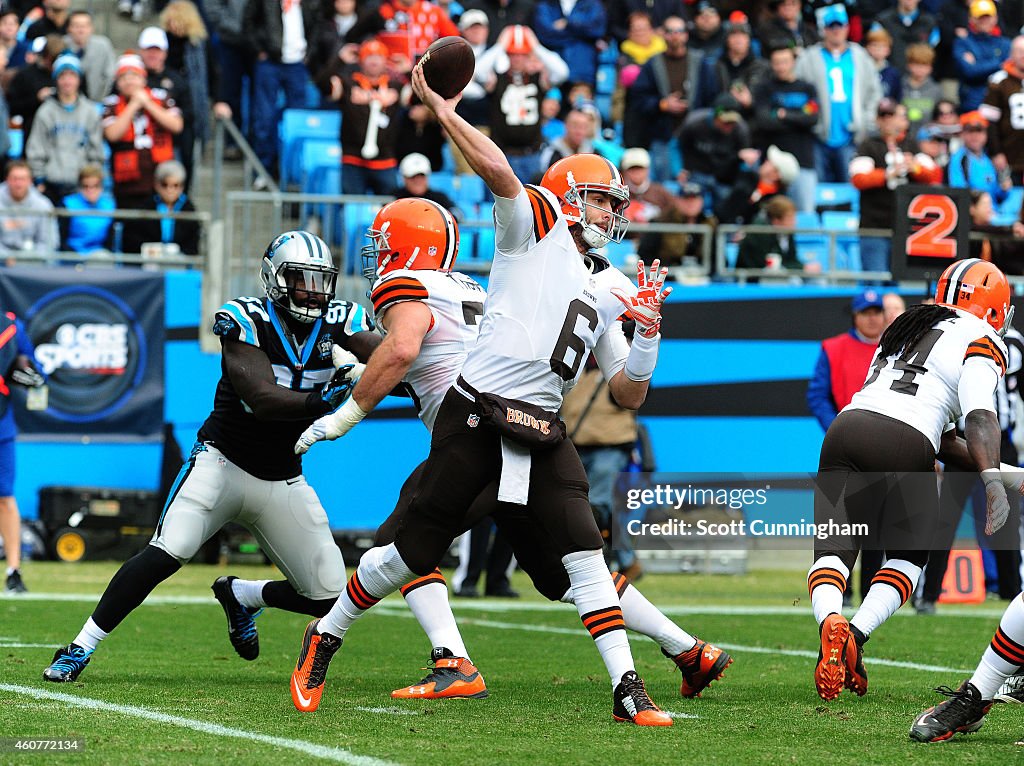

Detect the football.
[{"left": 419, "top": 36, "right": 475, "bottom": 100}]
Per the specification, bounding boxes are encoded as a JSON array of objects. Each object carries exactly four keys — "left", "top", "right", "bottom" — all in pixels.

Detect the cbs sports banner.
[{"left": 0, "top": 268, "right": 164, "bottom": 439}]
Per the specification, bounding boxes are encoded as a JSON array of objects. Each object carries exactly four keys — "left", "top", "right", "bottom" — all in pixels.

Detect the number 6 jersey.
[
  {"left": 846, "top": 307, "right": 1007, "bottom": 451},
  {"left": 458, "top": 184, "right": 633, "bottom": 411}
]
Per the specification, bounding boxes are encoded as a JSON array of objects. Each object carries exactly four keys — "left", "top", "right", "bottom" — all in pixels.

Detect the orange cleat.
[
  {"left": 391, "top": 647, "right": 489, "bottom": 699},
  {"left": 815, "top": 613, "right": 850, "bottom": 701},
  {"left": 665, "top": 639, "right": 733, "bottom": 698},
  {"left": 844, "top": 624, "right": 868, "bottom": 696},
  {"left": 290, "top": 620, "right": 342, "bottom": 712},
  {"left": 612, "top": 670, "right": 673, "bottom": 726}
]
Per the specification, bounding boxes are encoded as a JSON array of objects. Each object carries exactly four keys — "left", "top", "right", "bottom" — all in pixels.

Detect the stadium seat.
[
  {"left": 341, "top": 202, "right": 382, "bottom": 274},
  {"left": 794, "top": 211, "right": 828, "bottom": 268},
  {"left": 429, "top": 170, "right": 456, "bottom": 197},
  {"left": 995, "top": 186, "right": 1024, "bottom": 226},
  {"left": 279, "top": 109, "right": 341, "bottom": 189},
  {"left": 451, "top": 174, "right": 486, "bottom": 207},
  {"left": 300, "top": 140, "right": 342, "bottom": 194},
  {"left": 816, "top": 182, "right": 859, "bottom": 212},
  {"left": 471, "top": 203, "right": 495, "bottom": 262},
  {"left": 821, "top": 211, "right": 861, "bottom": 271},
  {"left": 603, "top": 238, "right": 636, "bottom": 270}
]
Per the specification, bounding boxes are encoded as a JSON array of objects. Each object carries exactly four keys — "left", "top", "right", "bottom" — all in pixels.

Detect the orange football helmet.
[
  {"left": 935, "top": 258, "right": 1012, "bottom": 332},
  {"left": 362, "top": 198, "right": 460, "bottom": 281},
  {"left": 540, "top": 154, "right": 630, "bottom": 248}
]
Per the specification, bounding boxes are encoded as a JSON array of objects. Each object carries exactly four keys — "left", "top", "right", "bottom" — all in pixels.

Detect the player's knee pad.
[
  {"left": 297, "top": 541, "right": 345, "bottom": 600},
  {"left": 151, "top": 508, "right": 209, "bottom": 563},
  {"left": 358, "top": 543, "right": 417, "bottom": 594}
]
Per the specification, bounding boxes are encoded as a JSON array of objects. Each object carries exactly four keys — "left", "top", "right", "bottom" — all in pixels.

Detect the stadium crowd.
[{"left": 0, "top": 0, "right": 1022, "bottom": 271}]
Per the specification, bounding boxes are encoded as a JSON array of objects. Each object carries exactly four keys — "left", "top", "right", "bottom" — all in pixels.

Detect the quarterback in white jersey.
[
  {"left": 286, "top": 62, "right": 678, "bottom": 727},
  {"left": 296, "top": 198, "right": 732, "bottom": 703},
  {"left": 807, "top": 258, "right": 1015, "bottom": 705}
]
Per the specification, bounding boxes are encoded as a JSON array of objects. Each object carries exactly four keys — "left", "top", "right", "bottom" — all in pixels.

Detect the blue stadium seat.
[
  {"left": 429, "top": 170, "right": 456, "bottom": 198},
  {"left": 995, "top": 186, "right": 1024, "bottom": 226},
  {"left": 451, "top": 174, "right": 486, "bottom": 206},
  {"left": 279, "top": 109, "right": 341, "bottom": 189},
  {"left": 301, "top": 140, "right": 342, "bottom": 194},
  {"left": 595, "top": 93, "right": 613, "bottom": 126},
  {"left": 816, "top": 182, "right": 859, "bottom": 212},
  {"left": 794, "top": 211, "right": 827, "bottom": 268},
  {"left": 603, "top": 238, "right": 636, "bottom": 270},
  {"left": 821, "top": 211, "right": 861, "bottom": 271},
  {"left": 342, "top": 203, "right": 381, "bottom": 274}
]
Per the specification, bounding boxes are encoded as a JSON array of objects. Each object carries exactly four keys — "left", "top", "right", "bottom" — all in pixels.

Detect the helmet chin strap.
[{"left": 1000, "top": 305, "right": 1015, "bottom": 338}]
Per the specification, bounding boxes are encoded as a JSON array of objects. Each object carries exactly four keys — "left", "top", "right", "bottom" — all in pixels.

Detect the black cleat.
[
  {"left": 844, "top": 624, "right": 868, "bottom": 696},
  {"left": 212, "top": 576, "right": 261, "bottom": 661},
  {"left": 5, "top": 569, "right": 27, "bottom": 593},
  {"left": 612, "top": 670, "right": 673, "bottom": 726},
  {"left": 995, "top": 675, "right": 1024, "bottom": 704},
  {"left": 291, "top": 620, "right": 343, "bottom": 712},
  {"left": 910, "top": 681, "right": 992, "bottom": 742},
  {"left": 43, "top": 643, "right": 93, "bottom": 682}
]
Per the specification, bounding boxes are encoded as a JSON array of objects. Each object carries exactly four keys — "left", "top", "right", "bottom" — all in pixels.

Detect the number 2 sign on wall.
[{"left": 891, "top": 186, "right": 971, "bottom": 281}]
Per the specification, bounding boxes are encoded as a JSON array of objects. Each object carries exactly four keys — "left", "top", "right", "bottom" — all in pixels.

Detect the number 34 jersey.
[
  {"left": 459, "top": 184, "right": 634, "bottom": 412},
  {"left": 846, "top": 308, "right": 1007, "bottom": 451},
  {"left": 370, "top": 268, "right": 487, "bottom": 431}
]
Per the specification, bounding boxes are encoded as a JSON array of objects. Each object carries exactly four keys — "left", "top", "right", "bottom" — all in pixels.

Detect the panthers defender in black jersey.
[{"left": 44, "top": 231, "right": 377, "bottom": 683}]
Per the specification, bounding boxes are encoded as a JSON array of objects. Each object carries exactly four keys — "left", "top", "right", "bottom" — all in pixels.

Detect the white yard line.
[
  {"left": 1, "top": 592, "right": 1014, "bottom": 620},
  {"left": 0, "top": 684, "right": 400, "bottom": 766}
]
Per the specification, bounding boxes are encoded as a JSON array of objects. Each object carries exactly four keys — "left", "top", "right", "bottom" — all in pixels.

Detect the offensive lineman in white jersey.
[
  {"left": 808, "top": 259, "right": 1016, "bottom": 708},
  {"left": 294, "top": 197, "right": 731, "bottom": 703},
  {"left": 288, "top": 60, "right": 676, "bottom": 726}
]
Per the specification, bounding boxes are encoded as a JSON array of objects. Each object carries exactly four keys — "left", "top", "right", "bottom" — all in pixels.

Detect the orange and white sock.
[
  {"left": 808, "top": 556, "right": 849, "bottom": 625},
  {"left": 400, "top": 569, "right": 470, "bottom": 660},
  {"left": 564, "top": 550, "right": 634, "bottom": 686},
  {"left": 971, "top": 594, "right": 1024, "bottom": 699},
  {"left": 850, "top": 559, "right": 921, "bottom": 637}
]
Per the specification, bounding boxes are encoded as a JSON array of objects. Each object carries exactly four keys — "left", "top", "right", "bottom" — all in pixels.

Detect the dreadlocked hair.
[{"left": 878, "top": 304, "right": 957, "bottom": 358}]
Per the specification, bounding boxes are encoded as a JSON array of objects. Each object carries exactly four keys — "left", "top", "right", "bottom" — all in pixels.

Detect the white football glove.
[
  {"left": 294, "top": 398, "right": 368, "bottom": 454},
  {"left": 332, "top": 344, "right": 366, "bottom": 381},
  {"left": 610, "top": 259, "right": 673, "bottom": 339},
  {"left": 983, "top": 469, "right": 1011, "bottom": 535}
]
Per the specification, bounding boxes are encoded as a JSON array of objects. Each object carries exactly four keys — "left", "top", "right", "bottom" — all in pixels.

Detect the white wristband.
[
  {"left": 997, "top": 463, "right": 1024, "bottom": 494},
  {"left": 624, "top": 332, "right": 660, "bottom": 382},
  {"left": 329, "top": 396, "right": 368, "bottom": 437}
]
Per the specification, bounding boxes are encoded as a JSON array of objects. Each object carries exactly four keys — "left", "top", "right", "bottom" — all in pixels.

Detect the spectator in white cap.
[
  {"left": 103, "top": 52, "right": 184, "bottom": 209},
  {"left": 454, "top": 8, "right": 491, "bottom": 131},
  {"left": 138, "top": 25, "right": 193, "bottom": 184},
  {"left": 618, "top": 147, "right": 675, "bottom": 227},
  {"left": 26, "top": 52, "right": 104, "bottom": 205},
  {"left": 392, "top": 152, "right": 463, "bottom": 219},
  {"left": 715, "top": 144, "right": 801, "bottom": 225}
]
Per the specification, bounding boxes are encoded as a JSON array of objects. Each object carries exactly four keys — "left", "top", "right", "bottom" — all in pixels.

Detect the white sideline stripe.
[
  {"left": 0, "top": 642, "right": 54, "bottom": 648},
  {"left": 0, "top": 684, "right": 400, "bottom": 766},
  {"left": 664, "top": 711, "right": 699, "bottom": 719},
  {"left": 374, "top": 607, "right": 975, "bottom": 675},
  {"left": 5, "top": 592, "right": 1016, "bottom": 620}
]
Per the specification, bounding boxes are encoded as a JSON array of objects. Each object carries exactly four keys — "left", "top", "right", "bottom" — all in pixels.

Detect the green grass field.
[{"left": 1, "top": 562, "right": 1022, "bottom": 765}]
